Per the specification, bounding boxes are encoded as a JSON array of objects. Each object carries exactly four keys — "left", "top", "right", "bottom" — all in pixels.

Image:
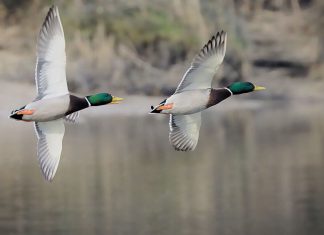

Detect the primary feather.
[
  {"left": 34, "top": 119, "right": 65, "bottom": 181},
  {"left": 174, "top": 31, "right": 227, "bottom": 94},
  {"left": 35, "top": 5, "right": 68, "bottom": 100},
  {"left": 169, "top": 113, "right": 201, "bottom": 151}
]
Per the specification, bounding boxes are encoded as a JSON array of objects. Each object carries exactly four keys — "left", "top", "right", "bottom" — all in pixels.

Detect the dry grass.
[{"left": 0, "top": 0, "right": 323, "bottom": 95}]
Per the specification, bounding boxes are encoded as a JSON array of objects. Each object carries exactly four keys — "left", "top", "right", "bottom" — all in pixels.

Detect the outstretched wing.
[
  {"left": 35, "top": 5, "right": 68, "bottom": 100},
  {"left": 169, "top": 113, "right": 201, "bottom": 151},
  {"left": 34, "top": 119, "right": 65, "bottom": 181},
  {"left": 174, "top": 31, "right": 227, "bottom": 94}
]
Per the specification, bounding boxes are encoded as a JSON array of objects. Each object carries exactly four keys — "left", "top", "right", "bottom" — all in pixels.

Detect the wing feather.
[
  {"left": 169, "top": 113, "right": 201, "bottom": 151},
  {"left": 175, "top": 31, "right": 227, "bottom": 93},
  {"left": 34, "top": 119, "right": 65, "bottom": 181},
  {"left": 64, "top": 111, "right": 80, "bottom": 123},
  {"left": 35, "top": 6, "right": 68, "bottom": 100}
]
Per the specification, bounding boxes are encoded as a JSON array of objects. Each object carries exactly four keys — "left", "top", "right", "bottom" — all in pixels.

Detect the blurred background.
[{"left": 1, "top": 0, "right": 324, "bottom": 234}]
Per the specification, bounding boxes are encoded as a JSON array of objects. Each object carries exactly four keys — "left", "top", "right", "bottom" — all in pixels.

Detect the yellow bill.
[
  {"left": 110, "top": 96, "right": 124, "bottom": 104},
  {"left": 254, "top": 86, "right": 266, "bottom": 91}
]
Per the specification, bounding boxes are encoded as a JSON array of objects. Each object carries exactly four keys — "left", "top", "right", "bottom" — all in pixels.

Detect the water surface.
[{"left": 1, "top": 100, "right": 324, "bottom": 235}]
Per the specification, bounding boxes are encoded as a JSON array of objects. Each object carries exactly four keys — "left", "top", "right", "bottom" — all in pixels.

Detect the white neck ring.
[
  {"left": 224, "top": 87, "right": 233, "bottom": 96},
  {"left": 85, "top": 97, "right": 91, "bottom": 107}
]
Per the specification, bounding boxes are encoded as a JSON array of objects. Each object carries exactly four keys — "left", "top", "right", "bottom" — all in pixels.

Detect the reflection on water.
[{"left": 1, "top": 102, "right": 324, "bottom": 235}]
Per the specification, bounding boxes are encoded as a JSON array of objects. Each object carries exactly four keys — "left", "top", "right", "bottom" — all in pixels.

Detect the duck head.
[
  {"left": 227, "top": 82, "right": 265, "bottom": 95},
  {"left": 86, "top": 93, "right": 123, "bottom": 106}
]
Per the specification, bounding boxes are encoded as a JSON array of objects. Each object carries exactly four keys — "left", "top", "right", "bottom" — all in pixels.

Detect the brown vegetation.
[{"left": 0, "top": 0, "right": 322, "bottom": 95}]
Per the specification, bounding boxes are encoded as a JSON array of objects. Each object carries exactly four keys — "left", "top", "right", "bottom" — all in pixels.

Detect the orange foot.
[
  {"left": 157, "top": 103, "right": 173, "bottom": 111},
  {"left": 17, "top": 109, "right": 35, "bottom": 115}
]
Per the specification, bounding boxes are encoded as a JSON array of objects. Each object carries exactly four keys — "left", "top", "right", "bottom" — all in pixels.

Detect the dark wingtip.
[{"left": 49, "top": 4, "right": 58, "bottom": 12}]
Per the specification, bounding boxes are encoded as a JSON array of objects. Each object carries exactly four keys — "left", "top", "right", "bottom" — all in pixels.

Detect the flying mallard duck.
[
  {"left": 150, "top": 31, "right": 265, "bottom": 151},
  {"left": 9, "top": 6, "right": 123, "bottom": 181}
]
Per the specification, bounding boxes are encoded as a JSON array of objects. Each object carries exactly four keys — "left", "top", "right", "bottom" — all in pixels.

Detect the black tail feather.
[
  {"left": 9, "top": 105, "right": 25, "bottom": 120},
  {"left": 150, "top": 108, "right": 162, "bottom": 113},
  {"left": 10, "top": 112, "right": 23, "bottom": 120}
]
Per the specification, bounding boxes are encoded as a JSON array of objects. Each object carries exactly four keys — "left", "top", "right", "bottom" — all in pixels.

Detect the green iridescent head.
[
  {"left": 86, "top": 93, "right": 123, "bottom": 106},
  {"left": 227, "top": 82, "right": 265, "bottom": 95}
]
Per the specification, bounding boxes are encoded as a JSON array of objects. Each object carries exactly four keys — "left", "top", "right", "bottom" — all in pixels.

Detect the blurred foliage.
[
  {"left": 106, "top": 8, "right": 191, "bottom": 45},
  {"left": 1, "top": 0, "right": 26, "bottom": 13},
  {"left": 0, "top": 0, "right": 323, "bottom": 94}
]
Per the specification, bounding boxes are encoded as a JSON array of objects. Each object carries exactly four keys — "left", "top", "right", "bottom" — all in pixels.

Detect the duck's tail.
[
  {"left": 9, "top": 106, "right": 26, "bottom": 120},
  {"left": 150, "top": 104, "right": 163, "bottom": 113},
  {"left": 150, "top": 99, "right": 167, "bottom": 114}
]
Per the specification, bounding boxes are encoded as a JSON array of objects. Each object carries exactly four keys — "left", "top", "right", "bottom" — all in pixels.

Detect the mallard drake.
[
  {"left": 150, "top": 31, "right": 265, "bottom": 151},
  {"left": 9, "top": 6, "right": 123, "bottom": 181}
]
